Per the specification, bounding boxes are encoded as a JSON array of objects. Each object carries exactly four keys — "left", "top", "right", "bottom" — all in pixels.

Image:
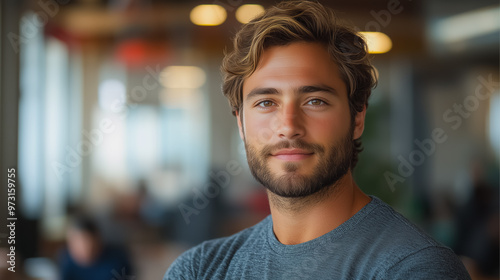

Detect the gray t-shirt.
[{"left": 164, "top": 196, "right": 470, "bottom": 279}]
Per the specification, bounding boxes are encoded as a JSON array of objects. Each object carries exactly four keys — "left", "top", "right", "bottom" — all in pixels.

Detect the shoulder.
[
  {"left": 381, "top": 246, "right": 471, "bottom": 279},
  {"left": 163, "top": 216, "right": 270, "bottom": 280},
  {"left": 363, "top": 197, "right": 445, "bottom": 250},
  {"left": 362, "top": 197, "right": 470, "bottom": 279}
]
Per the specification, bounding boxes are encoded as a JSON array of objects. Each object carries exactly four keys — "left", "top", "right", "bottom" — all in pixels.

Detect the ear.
[
  {"left": 353, "top": 106, "right": 367, "bottom": 140},
  {"left": 235, "top": 110, "right": 245, "bottom": 140}
]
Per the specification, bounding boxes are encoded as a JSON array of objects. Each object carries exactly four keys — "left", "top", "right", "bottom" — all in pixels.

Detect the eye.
[
  {"left": 257, "top": 100, "right": 276, "bottom": 108},
  {"left": 306, "top": 99, "right": 326, "bottom": 106}
]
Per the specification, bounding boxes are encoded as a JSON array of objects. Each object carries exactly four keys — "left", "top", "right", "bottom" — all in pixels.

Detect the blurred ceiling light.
[
  {"left": 359, "top": 32, "right": 393, "bottom": 54},
  {"left": 236, "top": 4, "right": 265, "bottom": 24},
  {"left": 434, "top": 6, "right": 500, "bottom": 43},
  {"left": 98, "top": 79, "right": 126, "bottom": 111},
  {"left": 190, "top": 5, "right": 227, "bottom": 26},
  {"left": 160, "top": 66, "right": 206, "bottom": 89}
]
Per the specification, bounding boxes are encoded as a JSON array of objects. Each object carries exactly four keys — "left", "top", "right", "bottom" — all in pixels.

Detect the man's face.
[
  {"left": 67, "top": 229, "right": 100, "bottom": 266},
  {"left": 237, "top": 42, "right": 365, "bottom": 198}
]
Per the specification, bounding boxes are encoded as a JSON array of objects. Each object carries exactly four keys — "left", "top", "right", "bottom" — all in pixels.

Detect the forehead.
[{"left": 243, "top": 42, "right": 346, "bottom": 96}]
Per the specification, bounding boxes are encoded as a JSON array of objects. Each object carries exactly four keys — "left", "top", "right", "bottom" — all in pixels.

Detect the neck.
[{"left": 268, "top": 171, "right": 370, "bottom": 245}]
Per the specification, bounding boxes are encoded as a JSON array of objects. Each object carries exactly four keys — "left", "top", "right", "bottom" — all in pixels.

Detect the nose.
[{"left": 274, "top": 102, "right": 305, "bottom": 140}]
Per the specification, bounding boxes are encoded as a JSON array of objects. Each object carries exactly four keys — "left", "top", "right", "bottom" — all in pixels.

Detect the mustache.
[{"left": 260, "top": 139, "right": 325, "bottom": 157}]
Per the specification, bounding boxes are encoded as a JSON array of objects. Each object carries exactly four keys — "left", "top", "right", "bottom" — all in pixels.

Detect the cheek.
[
  {"left": 306, "top": 111, "right": 351, "bottom": 143},
  {"left": 243, "top": 112, "right": 274, "bottom": 144}
]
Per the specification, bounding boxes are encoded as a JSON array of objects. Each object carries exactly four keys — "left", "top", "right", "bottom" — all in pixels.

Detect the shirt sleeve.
[
  {"left": 163, "top": 247, "right": 198, "bottom": 280},
  {"left": 383, "top": 246, "right": 472, "bottom": 280}
]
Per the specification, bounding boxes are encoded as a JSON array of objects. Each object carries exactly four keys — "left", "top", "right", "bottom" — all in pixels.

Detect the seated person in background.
[{"left": 59, "top": 215, "right": 133, "bottom": 280}]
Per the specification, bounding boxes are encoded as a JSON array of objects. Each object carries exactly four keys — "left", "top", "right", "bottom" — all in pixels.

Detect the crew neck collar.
[{"left": 265, "top": 195, "right": 381, "bottom": 255}]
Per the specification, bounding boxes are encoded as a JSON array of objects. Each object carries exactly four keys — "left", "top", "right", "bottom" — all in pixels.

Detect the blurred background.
[{"left": 0, "top": 0, "right": 498, "bottom": 279}]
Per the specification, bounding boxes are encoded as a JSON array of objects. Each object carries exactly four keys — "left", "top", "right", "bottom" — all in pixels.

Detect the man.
[
  {"left": 59, "top": 215, "right": 133, "bottom": 280},
  {"left": 165, "top": 1, "right": 471, "bottom": 279}
]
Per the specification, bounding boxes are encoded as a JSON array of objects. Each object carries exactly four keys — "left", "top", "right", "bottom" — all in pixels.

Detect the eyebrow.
[
  {"left": 246, "top": 87, "right": 280, "bottom": 101},
  {"left": 245, "top": 84, "right": 338, "bottom": 101},
  {"left": 298, "top": 85, "right": 337, "bottom": 95}
]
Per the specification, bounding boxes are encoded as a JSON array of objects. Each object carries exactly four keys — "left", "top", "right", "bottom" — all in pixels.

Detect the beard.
[{"left": 245, "top": 128, "right": 354, "bottom": 198}]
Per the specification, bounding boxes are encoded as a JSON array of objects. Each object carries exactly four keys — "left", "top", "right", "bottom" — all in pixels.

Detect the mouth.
[{"left": 271, "top": 149, "right": 314, "bottom": 161}]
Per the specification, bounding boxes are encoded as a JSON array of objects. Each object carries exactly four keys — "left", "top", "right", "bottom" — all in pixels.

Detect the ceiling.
[{"left": 21, "top": 0, "right": 499, "bottom": 58}]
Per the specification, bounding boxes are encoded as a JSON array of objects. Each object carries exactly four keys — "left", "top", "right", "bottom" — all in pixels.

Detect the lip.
[{"left": 271, "top": 149, "right": 314, "bottom": 161}]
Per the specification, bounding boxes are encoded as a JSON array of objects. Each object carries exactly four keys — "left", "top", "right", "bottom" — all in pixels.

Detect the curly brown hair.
[{"left": 221, "top": 0, "right": 377, "bottom": 169}]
